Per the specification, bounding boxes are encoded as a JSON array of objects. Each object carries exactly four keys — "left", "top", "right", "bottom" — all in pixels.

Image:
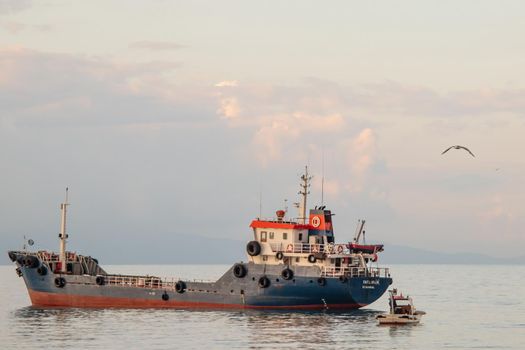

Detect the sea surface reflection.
[{"left": 8, "top": 307, "right": 392, "bottom": 349}]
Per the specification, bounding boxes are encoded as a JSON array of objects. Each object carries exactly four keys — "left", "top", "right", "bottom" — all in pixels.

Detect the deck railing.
[
  {"left": 36, "top": 251, "right": 75, "bottom": 263},
  {"left": 269, "top": 242, "right": 349, "bottom": 255},
  {"left": 104, "top": 275, "right": 172, "bottom": 289},
  {"left": 321, "top": 266, "right": 390, "bottom": 278},
  {"left": 103, "top": 275, "right": 213, "bottom": 290}
]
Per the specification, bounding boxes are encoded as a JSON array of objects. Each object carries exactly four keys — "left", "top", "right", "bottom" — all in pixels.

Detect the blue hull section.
[
  {"left": 246, "top": 276, "right": 392, "bottom": 307},
  {"left": 11, "top": 253, "right": 392, "bottom": 309}
]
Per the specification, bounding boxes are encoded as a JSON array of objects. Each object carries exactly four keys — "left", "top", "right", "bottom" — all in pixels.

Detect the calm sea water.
[{"left": 1, "top": 264, "right": 524, "bottom": 349}]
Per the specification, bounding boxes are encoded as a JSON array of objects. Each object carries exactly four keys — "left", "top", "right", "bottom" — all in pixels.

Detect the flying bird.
[{"left": 441, "top": 145, "right": 475, "bottom": 157}]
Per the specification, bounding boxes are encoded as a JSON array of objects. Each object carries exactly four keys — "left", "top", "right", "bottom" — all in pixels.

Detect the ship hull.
[{"left": 17, "top": 261, "right": 392, "bottom": 310}]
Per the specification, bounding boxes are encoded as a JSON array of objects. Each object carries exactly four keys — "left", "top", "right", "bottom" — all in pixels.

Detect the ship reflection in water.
[{"left": 10, "top": 307, "right": 403, "bottom": 349}]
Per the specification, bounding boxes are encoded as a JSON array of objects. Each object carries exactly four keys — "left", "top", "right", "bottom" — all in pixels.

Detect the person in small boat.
[{"left": 389, "top": 289, "right": 398, "bottom": 312}]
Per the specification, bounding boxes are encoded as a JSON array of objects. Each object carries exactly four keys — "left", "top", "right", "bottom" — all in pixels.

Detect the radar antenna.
[{"left": 298, "top": 166, "right": 313, "bottom": 224}]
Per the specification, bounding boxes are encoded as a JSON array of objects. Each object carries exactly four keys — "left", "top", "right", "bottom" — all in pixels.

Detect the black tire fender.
[
  {"left": 281, "top": 268, "right": 294, "bottom": 280},
  {"left": 54, "top": 277, "right": 66, "bottom": 288},
  {"left": 96, "top": 276, "right": 105, "bottom": 286},
  {"left": 246, "top": 241, "right": 261, "bottom": 256},
  {"left": 258, "top": 276, "right": 270, "bottom": 288},
  {"left": 308, "top": 254, "right": 316, "bottom": 263},
  {"left": 37, "top": 265, "right": 48, "bottom": 276},
  {"left": 233, "top": 263, "right": 247, "bottom": 278},
  {"left": 24, "top": 256, "right": 39, "bottom": 268},
  {"left": 175, "top": 281, "right": 186, "bottom": 293}
]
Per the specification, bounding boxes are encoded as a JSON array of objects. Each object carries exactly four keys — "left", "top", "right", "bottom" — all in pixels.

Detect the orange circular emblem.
[{"left": 311, "top": 216, "right": 321, "bottom": 228}]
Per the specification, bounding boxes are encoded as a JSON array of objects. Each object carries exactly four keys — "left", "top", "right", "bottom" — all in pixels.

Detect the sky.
[{"left": 1, "top": 0, "right": 524, "bottom": 261}]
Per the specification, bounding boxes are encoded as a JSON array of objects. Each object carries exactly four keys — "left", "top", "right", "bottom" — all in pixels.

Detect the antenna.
[
  {"left": 258, "top": 181, "right": 262, "bottom": 219},
  {"left": 59, "top": 187, "right": 70, "bottom": 273},
  {"left": 298, "top": 166, "right": 313, "bottom": 224},
  {"left": 321, "top": 147, "right": 325, "bottom": 206}
]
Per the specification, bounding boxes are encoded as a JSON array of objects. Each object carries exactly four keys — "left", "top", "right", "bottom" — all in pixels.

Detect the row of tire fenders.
[
  {"left": 232, "top": 262, "right": 348, "bottom": 288},
  {"left": 10, "top": 253, "right": 48, "bottom": 278},
  {"left": 9, "top": 252, "right": 190, "bottom": 297}
]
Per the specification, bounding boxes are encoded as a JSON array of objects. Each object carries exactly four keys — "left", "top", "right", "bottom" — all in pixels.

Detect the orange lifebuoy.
[
  {"left": 286, "top": 244, "right": 294, "bottom": 253},
  {"left": 337, "top": 245, "right": 344, "bottom": 254},
  {"left": 372, "top": 253, "right": 378, "bottom": 262},
  {"left": 311, "top": 216, "right": 321, "bottom": 228}
]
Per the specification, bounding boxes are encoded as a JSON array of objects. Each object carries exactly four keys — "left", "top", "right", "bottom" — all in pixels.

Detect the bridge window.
[
  {"left": 261, "top": 231, "right": 267, "bottom": 242},
  {"left": 283, "top": 232, "right": 288, "bottom": 240},
  {"left": 298, "top": 233, "right": 303, "bottom": 241},
  {"left": 269, "top": 232, "right": 274, "bottom": 239}
]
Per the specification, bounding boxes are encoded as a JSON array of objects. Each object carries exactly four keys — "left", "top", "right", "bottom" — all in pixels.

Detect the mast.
[
  {"left": 321, "top": 147, "right": 325, "bottom": 206},
  {"left": 298, "top": 166, "right": 312, "bottom": 224},
  {"left": 59, "top": 188, "right": 69, "bottom": 273}
]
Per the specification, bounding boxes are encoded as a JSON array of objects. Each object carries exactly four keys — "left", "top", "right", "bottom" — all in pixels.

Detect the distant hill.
[
  {"left": 2, "top": 235, "right": 524, "bottom": 265},
  {"left": 380, "top": 243, "right": 525, "bottom": 265}
]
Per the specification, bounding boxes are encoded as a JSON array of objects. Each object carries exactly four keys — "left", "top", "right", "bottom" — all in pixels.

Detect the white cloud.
[
  {"left": 217, "top": 97, "right": 240, "bottom": 119},
  {"left": 215, "top": 80, "right": 238, "bottom": 87},
  {"left": 249, "top": 112, "right": 346, "bottom": 166}
]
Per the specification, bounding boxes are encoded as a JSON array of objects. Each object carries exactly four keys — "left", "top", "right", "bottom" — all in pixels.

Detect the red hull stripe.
[
  {"left": 250, "top": 220, "right": 311, "bottom": 230},
  {"left": 28, "top": 289, "right": 363, "bottom": 310}
]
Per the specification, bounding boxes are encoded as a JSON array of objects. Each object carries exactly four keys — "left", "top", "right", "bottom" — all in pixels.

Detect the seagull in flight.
[{"left": 441, "top": 145, "right": 475, "bottom": 157}]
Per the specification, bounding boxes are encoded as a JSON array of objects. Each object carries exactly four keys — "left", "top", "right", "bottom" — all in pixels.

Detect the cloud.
[
  {"left": 129, "top": 40, "right": 187, "bottom": 51},
  {"left": 1, "top": 21, "right": 53, "bottom": 34},
  {"left": 341, "top": 128, "right": 377, "bottom": 193},
  {"left": 211, "top": 81, "right": 393, "bottom": 196},
  {"left": 214, "top": 81, "right": 240, "bottom": 120},
  {"left": 217, "top": 97, "right": 240, "bottom": 119},
  {"left": 312, "top": 177, "right": 341, "bottom": 199},
  {"left": 215, "top": 80, "right": 238, "bottom": 87},
  {"left": 0, "top": 46, "right": 213, "bottom": 129},
  {"left": 222, "top": 80, "right": 525, "bottom": 123},
  {"left": 249, "top": 112, "right": 346, "bottom": 166},
  {"left": 0, "top": 0, "right": 32, "bottom": 15},
  {"left": 1, "top": 21, "right": 25, "bottom": 34}
]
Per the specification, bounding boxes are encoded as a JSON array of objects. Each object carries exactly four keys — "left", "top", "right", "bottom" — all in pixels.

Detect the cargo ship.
[{"left": 8, "top": 168, "right": 392, "bottom": 309}]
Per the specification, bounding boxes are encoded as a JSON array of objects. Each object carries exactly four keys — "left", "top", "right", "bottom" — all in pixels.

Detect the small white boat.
[{"left": 377, "top": 289, "right": 425, "bottom": 325}]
